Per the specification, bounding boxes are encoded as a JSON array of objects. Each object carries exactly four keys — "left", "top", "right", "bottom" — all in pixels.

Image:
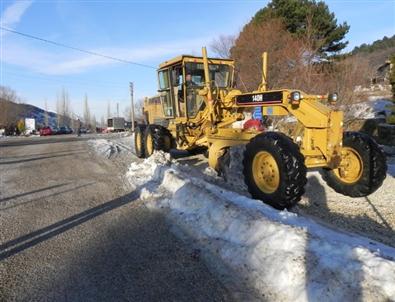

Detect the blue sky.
[{"left": 1, "top": 0, "right": 394, "bottom": 120}]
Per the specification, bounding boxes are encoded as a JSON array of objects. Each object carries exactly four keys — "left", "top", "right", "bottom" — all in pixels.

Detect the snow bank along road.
[
  {"left": 95, "top": 135, "right": 395, "bottom": 301},
  {"left": 0, "top": 135, "right": 232, "bottom": 301}
]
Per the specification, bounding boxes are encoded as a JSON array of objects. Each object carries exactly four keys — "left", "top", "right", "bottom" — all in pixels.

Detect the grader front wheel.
[
  {"left": 153, "top": 126, "right": 174, "bottom": 152},
  {"left": 333, "top": 147, "right": 363, "bottom": 184},
  {"left": 252, "top": 151, "right": 280, "bottom": 193},
  {"left": 321, "top": 132, "right": 387, "bottom": 197},
  {"left": 243, "top": 132, "right": 307, "bottom": 210}
]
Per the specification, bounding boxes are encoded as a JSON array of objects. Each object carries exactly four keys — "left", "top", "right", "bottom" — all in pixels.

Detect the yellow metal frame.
[
  {"left": 253, "top": 151, "right": 280, "bottom": 193},
  {"left": 144, "top": 47, "right": 345, "bottom": 172},
  {"left": 333, "top": 146, "right": 363, "bottom": 183}
]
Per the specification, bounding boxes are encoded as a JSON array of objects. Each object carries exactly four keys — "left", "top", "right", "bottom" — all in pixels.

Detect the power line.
[
  {"left": 0, "top": 26, "right": 156, "bottom": 69},
  {"left": 4, "top": 70, "right": 127, "bottom": 88},
  {"left": 5, "top": 71, "right": 125, "bottom": 89},
  {"left": 3, "top": 70, "right": 150, "bottom": 95}
]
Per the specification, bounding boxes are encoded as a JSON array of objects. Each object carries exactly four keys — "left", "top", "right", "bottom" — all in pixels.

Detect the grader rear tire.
[
  {"left": 153, "top": 126, "right": 174, "bottom": 152},
  {"left": 134, "top": 125, "right": 146, "bottom": 158},
  {"left": 243, "top": 132, "right": 307, "bottom": 210},
  {"left": 321, "top": 132, "right": 387, "bottom": 197},
  {"left": 144, "top": 125, "right": 156, "bottom": 157}
]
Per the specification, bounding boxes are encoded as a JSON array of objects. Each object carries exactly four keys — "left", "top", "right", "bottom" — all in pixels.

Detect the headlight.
[
  {"left": 328, "top": 93, "right": 338, "bottom": 104},
  {"left": 290, "top": 91, "right": 301, "bottom": 105}
]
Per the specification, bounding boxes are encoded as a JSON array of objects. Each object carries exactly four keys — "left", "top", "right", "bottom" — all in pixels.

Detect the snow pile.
[
  {"left": 343, "top": 98, "right": 393, "bottom": 120},
  {"left": 88, "top": 139, "right": 121, "bottom": 158},
  {"left": 217, "top": 145, "right": 249, "bottom": 193},
  {"left": 343, "top": 102, "right": 375, "bottom": 119},
  {"left": 114, "top": 133, "right": 134, "bottom": 151},
  {"left": 126, "top": 151, "right": 171, "bottom": 190},
  {"left": 126, "top": 151, "right": 395, "bottom": 301}
]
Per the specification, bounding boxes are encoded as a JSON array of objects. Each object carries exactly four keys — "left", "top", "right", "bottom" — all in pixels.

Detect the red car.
[{"left": 39, "top": 126, "right": 53, "bottom": 136}]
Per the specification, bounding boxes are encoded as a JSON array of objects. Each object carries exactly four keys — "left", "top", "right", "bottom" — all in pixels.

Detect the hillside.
[
  {"left": 352, "top": 35, "right": 395, "bottom": 55},
  {"left": 351, "top": 35, "right": 395, "bottom": 70},
  {"left": 0, "top": 99, "right": 58, "bottom": 129}
]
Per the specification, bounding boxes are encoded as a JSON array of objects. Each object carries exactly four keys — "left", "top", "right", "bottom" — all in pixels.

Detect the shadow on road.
[
  {"left": 0, "top": 183, "right": 70, "bottom": 203},
  {"left": 304, "top": 175, "right": 395, "bottom": 247},
  {"left": 49, "top": 208, "right": 231, "bottom": 301},
  {"left": 0, "top": 149, "right": 85, "bottom": 160},
  {"left": 0, "top": 185, "right": 143, "bottom": 261},
  {"left": 0, "top": 136, "right": 91, "bottom": 147},
  {"left": 0, "top": 182, "right": 95, "bottom": 211},
  {"left": 0, "top": 152, "right": 81, "bottom": 165}
]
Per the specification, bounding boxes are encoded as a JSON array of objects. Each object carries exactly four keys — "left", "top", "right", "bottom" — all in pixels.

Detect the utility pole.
[
  {"left": 130, "top": 82, "right": 135, "bottom": 132},
  {"left": 116, "top": 102, "right": 119, "bottom": 117}
]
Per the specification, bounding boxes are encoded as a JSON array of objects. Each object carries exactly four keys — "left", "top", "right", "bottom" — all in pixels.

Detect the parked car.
[
  {"left": 39, "top": 126, "right": 53, "bottom": 136},
  {"left": 58, "top": 126, "right": 73, "bottom": 135},
  {"left": 52, "top": 127, "right": 60, "bottom": 135}
]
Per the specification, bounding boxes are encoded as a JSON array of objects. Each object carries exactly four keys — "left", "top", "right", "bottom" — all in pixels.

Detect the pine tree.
[{"left": 252, "top": 0, "right": 349, "bottom": 56}]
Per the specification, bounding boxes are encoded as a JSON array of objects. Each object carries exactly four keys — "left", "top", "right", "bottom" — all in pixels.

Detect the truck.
[{"left": 107, "top": 117, "right": 125, "bottom": 132}]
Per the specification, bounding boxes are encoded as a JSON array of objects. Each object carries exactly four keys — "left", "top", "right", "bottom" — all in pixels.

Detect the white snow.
[
  {"left": 88, "top": 139, "right": 121, "bottom": 158},
  {"left": 342, "top": 98, "right": 393, "bottom": 120},
  {"left": 125, "top": 151, "right": 395, "bottom": 302}
]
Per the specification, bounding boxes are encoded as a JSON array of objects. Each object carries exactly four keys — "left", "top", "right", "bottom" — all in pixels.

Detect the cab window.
[
  {"left": 184, "top": 62, "right": 231, "bottom": 87},
  {"left": 171, "top": 65, "right": 185, "bottom": 117},
  {"left": 158, "top": 70, "right": 169, "bottom": 90},
  {"left": 157, "top": 69, "right": 173, "bottom": 117}
]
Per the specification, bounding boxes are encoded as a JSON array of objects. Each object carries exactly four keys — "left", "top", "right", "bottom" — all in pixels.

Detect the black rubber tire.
[
  {"left": 320, "top": 132, "right": 387, "bottom": 197},
  {"left": 243, "top": 132, "right": 307, "bottom": 210},
  {"left": 153, "top": 125, "right": 175, "bottom": 152},
  {"left": 377, "top": 124, "right": 395, "bottom": 146},
  {"left": 134, "top": 125, "right": 146, "bottom": 158}
]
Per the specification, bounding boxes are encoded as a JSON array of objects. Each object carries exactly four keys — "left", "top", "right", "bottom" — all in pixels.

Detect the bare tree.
[
  {"left": 55, "top": 88, "right": 72, "bottom": 127},
  {"left": 135, "top": 98, "right": 145, "bottom": 120},
  {"left": 83, "top": 94, "right": 91, "bottom": 129},
  {"left": 231, "top": 19, "right": 305, "bottom": 92},
  {"left": 230, "top": 17, "right": 371, "bottom": 105},
  {"left": 107, "top": 101, "right": 111, "bottom": 120},
  {"left": 91, "top": 114, "right": 96, "bottom": 131},
  {"left": 0, "top": 86, "right": 23, "bottom": 128},
  {"left": 123, "top": 105, "right": 130, "bottom": 120},
  {"left": 210, "top": 35, "right": 235, "bottom": 58},
  {"left": 0, "top": 86, "right": 19, "bottom": 103},
  {"left": 56, "top": 94, "right": 61, "bottom": 127},
  {"left": 44, "top": 99, "right": 49, "bottom": 126}
]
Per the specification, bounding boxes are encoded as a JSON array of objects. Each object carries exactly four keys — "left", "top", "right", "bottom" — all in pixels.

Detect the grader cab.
[{"left": 135, "top": 47, "right": 387, "bottom": 210}]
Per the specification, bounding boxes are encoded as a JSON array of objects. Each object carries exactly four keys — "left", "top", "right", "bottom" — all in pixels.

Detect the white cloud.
[
  {"left": 1, "top": 0, "right": 33, "bottom": 31},
  {"left": 2, "top": 37, "right": 212, "bottom": 75}
]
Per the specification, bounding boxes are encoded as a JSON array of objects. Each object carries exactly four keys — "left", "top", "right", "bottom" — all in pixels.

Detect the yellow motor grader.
[{"left": 135, "top": 47, "right": 387, "bottom": 209}]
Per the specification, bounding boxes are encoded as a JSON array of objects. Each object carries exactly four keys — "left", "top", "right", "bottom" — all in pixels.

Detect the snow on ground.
[
  {"left": 342, "top": 98, "right": 393, "bottom": 120},
  {"left": 88, "top": 133, "right": 135, "bottom": 158},
  {"left": 88, "top": 139, "right": 122, "bottom": 158},
  {"left": 123, "top": 151, "right": 395, "bottom": 301}
]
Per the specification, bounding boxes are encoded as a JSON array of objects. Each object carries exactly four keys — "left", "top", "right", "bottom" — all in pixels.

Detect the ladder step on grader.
[{"left": 135, "top": 47, "right": 387, "bottom": 210}]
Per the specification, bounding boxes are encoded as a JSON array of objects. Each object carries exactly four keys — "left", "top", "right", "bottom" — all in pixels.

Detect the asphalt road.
[{"left": 0, "top": 135, "right": 232, "bottom": 302}]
